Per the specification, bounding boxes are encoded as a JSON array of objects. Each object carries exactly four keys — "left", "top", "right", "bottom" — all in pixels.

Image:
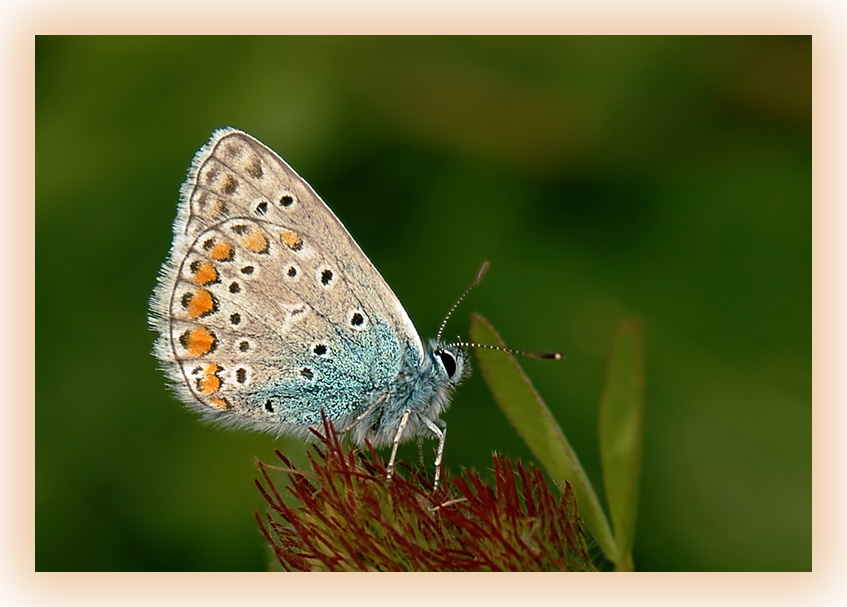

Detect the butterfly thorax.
[{"left": 338, "top": 339, "right": 467, "bottom": 448}]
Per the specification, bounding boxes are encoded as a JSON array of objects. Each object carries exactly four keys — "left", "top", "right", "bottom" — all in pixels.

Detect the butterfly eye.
[{"left": 435, "top": 349, "right": 457, "bottom": 379}]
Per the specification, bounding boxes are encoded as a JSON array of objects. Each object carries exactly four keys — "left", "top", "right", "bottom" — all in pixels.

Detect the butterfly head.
[
  {"left": 412, "top": 339, "right": 468, "bottom": 421},
  {"left": 430, "top": 341, "right": 468, "bottom": 386}
]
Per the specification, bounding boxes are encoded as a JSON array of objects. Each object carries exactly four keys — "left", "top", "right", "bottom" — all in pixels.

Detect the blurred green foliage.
[{"left": 35, "top": 36, "right": 810, "bottom": 571}]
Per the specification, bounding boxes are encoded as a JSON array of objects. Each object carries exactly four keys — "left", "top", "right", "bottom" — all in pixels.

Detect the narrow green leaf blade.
[
  {"left": 469, "top": 314, "right": 619, "bottom": 564},
  {"left": 598, "top": 319, "right": 644, "bottom": 571}
]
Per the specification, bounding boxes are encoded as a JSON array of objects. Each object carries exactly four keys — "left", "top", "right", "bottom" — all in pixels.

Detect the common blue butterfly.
[{"left": 150, "top": 128, "right": 558, "bottom": 488}]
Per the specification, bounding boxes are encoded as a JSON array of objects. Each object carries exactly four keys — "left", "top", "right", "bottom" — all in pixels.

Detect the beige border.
[{"left": 13, "top": 1, "right": 838, "bottom": 605}]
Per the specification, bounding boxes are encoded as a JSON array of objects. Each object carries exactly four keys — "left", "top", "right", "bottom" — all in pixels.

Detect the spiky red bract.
[{"left": 255, "top": 416, "right": 594, "bottom": 571}]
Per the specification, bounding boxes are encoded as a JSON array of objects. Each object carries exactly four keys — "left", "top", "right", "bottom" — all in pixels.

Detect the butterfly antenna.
[
  {"left": 436, "top": 262, "right": 491, "bottom": 343},
  {"left": 437, "top": 263, "right": 564, "bottom": 361},
  {"left": 449, "top": 338, "right": 564, "bottom": 361}
]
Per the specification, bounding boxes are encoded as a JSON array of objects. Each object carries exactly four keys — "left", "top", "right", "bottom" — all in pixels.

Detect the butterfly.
[{"left": 150, "top": 128, "right": 560, "bottom": 489}]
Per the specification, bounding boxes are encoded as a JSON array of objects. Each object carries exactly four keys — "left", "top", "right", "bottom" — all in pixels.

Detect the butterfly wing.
[{"left": 150, "top": 128, "right": 425, "bottom": 436}]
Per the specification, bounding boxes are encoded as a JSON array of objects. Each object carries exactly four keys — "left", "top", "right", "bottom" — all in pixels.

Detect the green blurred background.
[{"left": 35, "top": 36, "right": 810, "bottom": 571}]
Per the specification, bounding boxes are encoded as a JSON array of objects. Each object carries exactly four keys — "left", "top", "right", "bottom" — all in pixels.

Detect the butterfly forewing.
[{"left": 153, "top": 129, "right": 424, "bottom": 431}]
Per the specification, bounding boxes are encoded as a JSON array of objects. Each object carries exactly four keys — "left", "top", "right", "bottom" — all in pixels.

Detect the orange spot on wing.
[
  {"left": 209, "top": 397, "right": 230, "bottom": 410},
  {"left": 193, "top": 261, "right": 218, "bottom": 285},
  {"left": 199, "top": 363, "right": 221, "bottom": 395},
  {"left": 188, "top": 289, "right": 215, "bottom": 318},
  {"left": 281, "top": 230, "right": 303, "bottom": 251},
  {"left": 210, "top": 242, "right": 233, "bottom": 261},
  {"left": 244, "top": 230, "right": 269, "bottom": 254},
  {"left": 184, "top": 327, "right": 216, "bottom": 356}
]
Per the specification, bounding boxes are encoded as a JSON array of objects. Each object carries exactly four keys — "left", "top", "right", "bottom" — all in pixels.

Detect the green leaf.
[
  {"left": 598, "top": 319, "right": 644, "bottom": 571},
  {"left": 469, "top": 314, "right": 619, "bottom": 564}
]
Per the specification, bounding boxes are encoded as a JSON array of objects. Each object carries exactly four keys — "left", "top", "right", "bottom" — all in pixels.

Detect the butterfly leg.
[
  {"left": 386, "top": 408, "right": 411, "bottom": 484},
  {"left": 421, "top": 416, "right": 447, "bottom": 491},
  {"left": 338, "top": 392, "right": 389, "bottom": 437}
]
